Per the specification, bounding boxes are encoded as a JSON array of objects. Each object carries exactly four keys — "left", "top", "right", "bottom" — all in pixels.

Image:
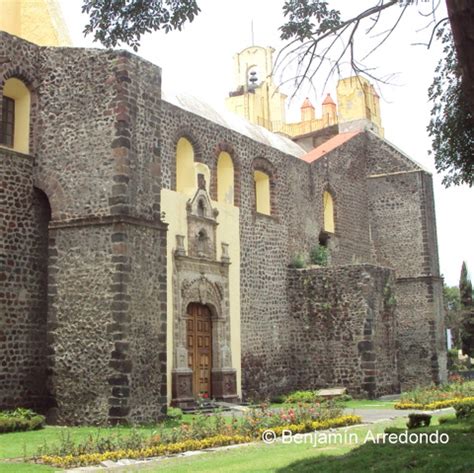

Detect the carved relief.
[{"left": 172, "top": 185, "right": 237, "bottom": 406}]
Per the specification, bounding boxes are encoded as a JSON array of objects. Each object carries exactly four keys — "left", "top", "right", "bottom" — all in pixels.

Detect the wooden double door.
[{"left": 186, "top": 303, "right": 212, "bottom": 398}]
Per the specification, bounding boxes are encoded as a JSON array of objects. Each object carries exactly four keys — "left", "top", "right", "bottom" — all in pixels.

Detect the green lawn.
[
  {"left": 0, "top": 464, "right": 54, "bottom": 473},
  {"left": 0, "top": 415, "right": 197, "bottom": 472}
]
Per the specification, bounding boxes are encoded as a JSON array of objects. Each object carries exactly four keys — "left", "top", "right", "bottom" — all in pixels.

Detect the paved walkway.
[
  {"left": 346, "top": 406, "right": 455, "bottom": 423},
  {"left": 345, "top": 407, "right": 407, "bottom": 423}
]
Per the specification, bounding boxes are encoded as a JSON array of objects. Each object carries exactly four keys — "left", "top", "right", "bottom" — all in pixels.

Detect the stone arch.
[
  {"left": 180, "top": 276, "right": 223, "bottom": 320},
  {"left": 211, "top": 142, "right": 241, "bottom": 207},
  {"left": 34, "top": 175, "right": 69, "bottom": 221},
  {"left": 171, "top": 126, "right": 203, "bottom": 191},
  {"left": 252, "top": 157, "right": 277, "bottom": 216}
]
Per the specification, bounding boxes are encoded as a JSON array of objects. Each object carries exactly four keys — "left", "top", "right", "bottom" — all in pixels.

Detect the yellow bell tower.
[
  {"left": 0, "top": 0, "right": 70, "bottom": 46},
  {"left": 225, "top": 46, "right": 287, "bottom": 131}
]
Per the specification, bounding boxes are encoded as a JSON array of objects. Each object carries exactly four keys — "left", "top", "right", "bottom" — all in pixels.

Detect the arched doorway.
[{"left": 186, "top": 303, "right": 212, "bottom": 398}]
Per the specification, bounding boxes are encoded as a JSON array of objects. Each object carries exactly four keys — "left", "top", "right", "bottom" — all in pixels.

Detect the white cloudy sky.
[{"left": 59, "top": 0, "right": 473, "bottom": 286}]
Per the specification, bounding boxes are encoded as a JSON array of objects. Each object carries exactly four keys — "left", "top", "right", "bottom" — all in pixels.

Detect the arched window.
[
  {"left": 323, "top": 191, "right": 335, "bottom": 233},
  {"left": 176, "top": 137, "right": 195, "bottom": 193},
  {"left": 254, "top": 170, "right": 271, "bottom": 215},
  {"left": 1, "top": 78, "right": 30, "bottom": 153},
  {"left": 217, "top": 151, "right": 234, "bottom": 205}
]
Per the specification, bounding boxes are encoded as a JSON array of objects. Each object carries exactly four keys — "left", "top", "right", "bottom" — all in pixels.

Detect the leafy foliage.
[
  {"left": 309, "top": 245, "right": 329, "bottom": 266},
  {"left": 0, "top": 408, "right": 45, "bottom": 434},
  {"left": 454, "top": 399, "right": 474, "bottom": 419},
  {"left": 428, "top": 28, "right": 474, "bottom": 187},
  {"left": 444, "top": 284, "right": 462, "bottom": 348},
  {"left": 280, "top": 0, "right": 341, "bottom": 41},
  {"left": 460, "top": 261, "right": 473, "bottom": 308},
  {"left": 291, "top": 253, "right": 306, "bottom": 268},
  {"left": 82, "top": 0, "right": 201, "bottom": 50},
  {"left": 284, "top": 390, "right": 320, "bottom": 403},
  {"left": 406, "top": 413, "right": 431, "bottom": 429},
  {"left": 459, "top": 262, "right": 474, "bottom": 357}
]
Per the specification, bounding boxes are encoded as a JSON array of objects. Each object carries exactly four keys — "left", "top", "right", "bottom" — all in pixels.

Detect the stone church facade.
[{"left": 0, "top": 30, "right": 447, "bottom": 425}]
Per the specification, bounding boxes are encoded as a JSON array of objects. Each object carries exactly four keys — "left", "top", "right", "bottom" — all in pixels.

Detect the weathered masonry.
[{"left": 0, "top": 29, "right": 446, "bottom": 424}]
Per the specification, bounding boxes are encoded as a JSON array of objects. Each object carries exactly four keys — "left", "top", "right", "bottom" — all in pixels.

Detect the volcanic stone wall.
[
  {"left": 159, "top": 100, "right": 322, "bottom": 398},
  {"left": 308, "top": 133, "right": 376, "bottom": 266},
  {"left": 287, "top": 265, "right": 399, "bottom": 397},
  {"left": 0, "top": 148, "right": 49, "bottom": 410},
  {"left": 368, "top": 169, "right": 447, "bottom": 388},
  {"left": 157, "top": 106, "right": 391, "bottom": 399},
  {"left": 0, "top": 32, "right": 167, "bottom": 424},
  {"left": 0, "top": 29, "right": 446, "bottom": 415}
]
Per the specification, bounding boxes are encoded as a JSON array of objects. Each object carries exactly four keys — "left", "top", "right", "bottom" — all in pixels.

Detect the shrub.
[
  {"left": 270, "top": 395, "right": 286, "bottom": 404},
  {"left": 284, "top": 390, "right": 319, "bottom": 404},
  {"left": 336, "top": 394, "right": 353, "bottom": 402},
  {"left": 291, "top": 254, "right": 306, "bottom": 268},
  {"left": 0, "top": 408, "right": 45, "bottom": 433},
  {"left": 166, "top": 407, "right": 183, "bottom": 420},
  {"left": 310, "top": 246, "right": 329, "bottom": 266},
  {"left": 407, "top": 413, "right": 431, "bottom": 429},
  {"left": 454, "top": 399, "right": 474, "bottom": 419}
]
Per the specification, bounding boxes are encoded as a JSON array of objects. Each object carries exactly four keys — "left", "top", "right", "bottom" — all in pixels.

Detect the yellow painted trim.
[
  {"left": 323, "top": 191, "right": 335, "bottom": 233},
  {"left": 254, "top": 170, "right": 271, "bottom": 215},
  {"left": 0, "top": 0, "right": 71, "bottom": 46},
  {"left": 217, "top": 151, "right": 234, "bottom": 205},
  {"left": 3, "top": 78, "right": 30, "bottom": 154},
  {"left": 161, "top": 189, "right": 241, "bottom": 402},
  {"left": 176, "top": 137, "right": 195, "bottom": 194}
]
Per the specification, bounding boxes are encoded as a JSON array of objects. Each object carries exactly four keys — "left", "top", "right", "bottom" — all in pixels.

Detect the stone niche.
[{"left": 171, "top": 182, "right": 238, "bottom": 407}]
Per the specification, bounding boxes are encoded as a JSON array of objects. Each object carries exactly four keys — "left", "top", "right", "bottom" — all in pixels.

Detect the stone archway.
[{"left": 171, "top": 274, "right": 237, "bottom": 407}]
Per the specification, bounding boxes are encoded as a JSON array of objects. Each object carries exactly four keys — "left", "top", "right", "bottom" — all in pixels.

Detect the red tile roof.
[
  {"left": 301, "top": 131, "right": 361, "bottom": 163},
  {"left": 322, "top": 93, "right": 336, "bottom": 105},
  {"left": 301, "top": 97, "right": 315, "bottom": 109}
]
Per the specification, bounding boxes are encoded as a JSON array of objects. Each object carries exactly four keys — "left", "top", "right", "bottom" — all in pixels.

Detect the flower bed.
[
  {"left": 40, "top": 434, "right": 253, "bottom": 469},
  {"left": 395, "top": 396, "right": 474, "bottom": 410},
  {"left": 261, "top": 415, "right": 361, "bottom": 437},
  {"left": 37, "top": 403, "right": 362, "bottom": 469},
  {"left": 394, "top": 378, "right": 474, "bottom": 410}
]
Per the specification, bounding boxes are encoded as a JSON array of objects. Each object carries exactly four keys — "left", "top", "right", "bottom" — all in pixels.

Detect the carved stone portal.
[{"left": 171, "top": 186, "right": 238, "bottom": 407}]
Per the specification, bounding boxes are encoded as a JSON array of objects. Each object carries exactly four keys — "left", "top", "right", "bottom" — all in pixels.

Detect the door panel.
[{"left": 186, "top": 303, "right": 212, "bottom": 398}]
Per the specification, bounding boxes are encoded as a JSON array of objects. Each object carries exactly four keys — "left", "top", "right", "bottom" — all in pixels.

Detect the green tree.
[
  {"left": 427, "top": 27, "right": 474, "bottom": 187},
  {"left": 82, "top": 0, "right": 200, "bottom": 51},
  {"left": 443, "top": 284, "right": 462, "bottom": 348},
  {"left": 80, "top": 0, "right": 474, "bottom": 186},
  {"left": 459, "top": 262, "right": 474, "bottom": 359}
]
